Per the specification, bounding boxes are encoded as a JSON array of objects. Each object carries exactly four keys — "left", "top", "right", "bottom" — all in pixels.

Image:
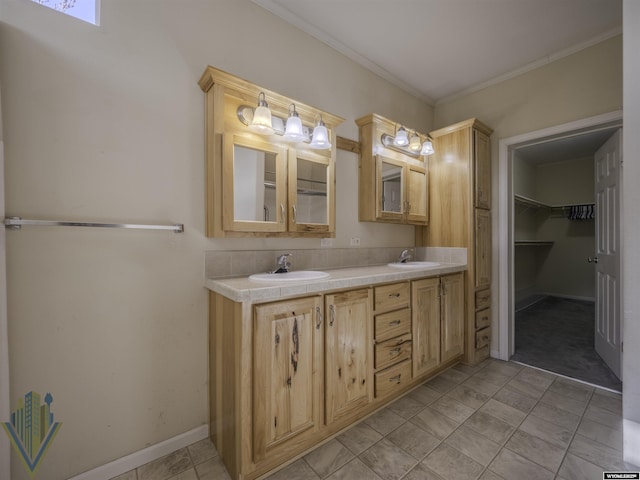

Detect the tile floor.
[{"left": 111, "top": 359, "right": 638, "bottom": 480}]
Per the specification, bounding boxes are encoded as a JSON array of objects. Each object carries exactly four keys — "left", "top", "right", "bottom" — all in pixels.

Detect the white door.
[{"left": 594, "top": 129, "right": 622, "bottom": 379}]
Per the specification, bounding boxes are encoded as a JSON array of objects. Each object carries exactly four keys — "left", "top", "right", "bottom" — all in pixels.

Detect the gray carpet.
[{"left": 510, "top": 296, "right": 622, "bottom": 391}]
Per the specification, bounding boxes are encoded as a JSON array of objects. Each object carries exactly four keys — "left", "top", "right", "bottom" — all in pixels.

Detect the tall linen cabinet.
[{"left": 416, "top": 118, "right": 493, "bottom": 365}]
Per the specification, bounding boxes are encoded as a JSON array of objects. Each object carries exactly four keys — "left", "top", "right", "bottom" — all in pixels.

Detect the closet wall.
[{"left": 514, "top": 155, "right": 596, "bottom": 305}]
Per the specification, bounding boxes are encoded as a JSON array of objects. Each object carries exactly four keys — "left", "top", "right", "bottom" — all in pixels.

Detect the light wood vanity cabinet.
[
  {"left": 199, "top": 66, "right": 343, "bottom": 237},
  {"left": 253, "top": 297, "right": 323, "bottom": 461},
  {"left": 440, "top": 273, "right": 465, "bottom": 363},
  {"left": 324, "top": 289, "right": 373, "bottom": 425},
  {"left": 412, "top": 273, "right": 465, "bottom": 377},
  {"left": 417, "top": 118, "right": 493, "bottom": 365},
  {"left": 373, "top": 282, "right": 412, "bottom": 398},
  {"left": 357, "top": 114, "right": 429, "bottom": 225},
  {"left": 209, "top": 272, "right": 464, "bottom": 480}
]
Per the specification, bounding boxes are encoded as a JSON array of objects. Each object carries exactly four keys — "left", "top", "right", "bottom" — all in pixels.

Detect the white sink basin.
[
  {"left": 249, "top": 271, "right": 330, "bottom": 282},
  {"left": 388, "top": 261, "right": 441, "bottom": 268}
]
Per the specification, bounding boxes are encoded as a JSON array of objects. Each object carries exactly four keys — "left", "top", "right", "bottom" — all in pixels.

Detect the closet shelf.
[
  {"left": 514, "top": 194, "right": 551, "bottom": 209},
  {"left": 515, "top": 240, "right": 554, "bottom": 246},
  {"left": 514, "top": 194, "right": 595, "bottom": 210}
]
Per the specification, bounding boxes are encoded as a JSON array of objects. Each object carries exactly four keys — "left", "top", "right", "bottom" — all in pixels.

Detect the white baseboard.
[
  {"left": 623, "top": 419, "right": 640, "bottom": 467},
  {"left": 68, "top": 425, "right": 209, "bottom": 480}
]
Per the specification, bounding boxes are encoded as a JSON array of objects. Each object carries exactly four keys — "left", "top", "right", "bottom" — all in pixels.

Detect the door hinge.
[{"left": 621, "top": 342, "right": 624, "bottom": 353}]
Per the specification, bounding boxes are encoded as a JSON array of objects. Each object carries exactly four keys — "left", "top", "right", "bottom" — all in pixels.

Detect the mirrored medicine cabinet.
[
  {"left": 199, "top": 66, "right": 344, "bottom": 238},
  {"left": 357, "top": 113, "right": 429, "bottom": 226}
]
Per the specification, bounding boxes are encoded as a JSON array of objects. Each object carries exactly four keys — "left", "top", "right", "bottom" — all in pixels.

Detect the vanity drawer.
[
  {"left": 375, "top": 333, "right": 412, "bottom": 370},
  {"left": 375, "top": 359, "right": 412, "bottom": 398},
  {"left": 475, "top": 288, "right": 491, "bottom": 310},
  {"left": 475, "top": 327, "right": 490, "bottom": 349},
  {"left": 374, "top": 282, "right": 410, "bottom": 312},
  {"left": 475, "top": 308, "right": 491, "bottom": 330},
  {"left": 374, "top": 308, "right": 411, "bottom": 342}
]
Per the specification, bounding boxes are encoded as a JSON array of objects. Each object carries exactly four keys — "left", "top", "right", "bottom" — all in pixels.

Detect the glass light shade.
[
  {"left": 420, "top": 140, "right": 435, "bottom": 155},
  {"left": 283, "top": 107, "right": 306, "bottom": 142},
  {"left": 248, "top": 105, "right": 273, "bottom": 134},
  {"left": 393, "top": 127, "right": 409, "bottom": 147},
  {"left": 248, "top": 92, "right": 273, "bottom": 134},
  {"left": 309, "top": 125, "right": 331, "bottom": 149},
  {"left": 409, "top": 133, "right": 422, "bottom": 151}
]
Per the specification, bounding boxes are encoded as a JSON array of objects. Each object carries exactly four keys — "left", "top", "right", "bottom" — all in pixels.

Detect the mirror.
[
  {"left": 295, "top": 157, "right": 328, "bottom": 224},
  {"left": 381, "top": 161, "right": 403, "bottom": 213},
  {"left": 233, "top": 145, "right": 278, "bottom": 222}
]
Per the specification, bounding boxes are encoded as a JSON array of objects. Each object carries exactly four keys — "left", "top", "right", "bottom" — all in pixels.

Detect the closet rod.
[{"left": 4, "top": 217, "right": 184, "bottom": 233}]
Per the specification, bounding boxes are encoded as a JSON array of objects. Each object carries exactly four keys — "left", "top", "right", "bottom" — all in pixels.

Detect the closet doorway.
[{"left": 497, "top": 111, "right": 623, "bottom": 391}]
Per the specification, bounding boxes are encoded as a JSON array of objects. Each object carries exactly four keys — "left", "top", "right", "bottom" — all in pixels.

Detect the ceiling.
[
  {"left": 252, "top": 0, "right": 622, "bottom": 105},
  {"left": 253, "top": 0, "right": 623, "bottom": 163}
]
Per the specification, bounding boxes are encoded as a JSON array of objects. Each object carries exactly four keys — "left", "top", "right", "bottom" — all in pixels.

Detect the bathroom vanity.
[{"left": 206, "top": 262, "right": 466, "bottom": 480}]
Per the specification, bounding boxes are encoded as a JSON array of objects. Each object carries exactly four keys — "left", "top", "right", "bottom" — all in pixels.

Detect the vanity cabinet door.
[
  {"left": 412, "top": 277, "right": 441, "bottom": 378},
  {"left": 253, "top": 296, "right": 323, "bottom": 461},
  {"left": 224, "top": 134, "right": 287, "bottom": 233},
  {"left": 288, "top": 149, "right": 335, "bottom": 235},
  {"left": 474, "top": 130, "right": 491, "bottom": 209},
  {"left": 325, "top": 289, "right": 373, "bottom": 426},
  {"left": 441, "top": 273, "right": 465, "bottom": 363},
  {"left": 376, "top": 156, "right": 405, "bottom": 222},
  {"left": 405, "top": 164, "right": 429, "bottom": 225}
]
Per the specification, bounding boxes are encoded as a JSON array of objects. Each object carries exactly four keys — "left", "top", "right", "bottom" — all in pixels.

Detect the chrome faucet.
[
  {"left": 398, "top": 249, "right": 412, "bottom": 263},
  {"left": 273, "top": 253, "right": 292, "bottom": 273}
]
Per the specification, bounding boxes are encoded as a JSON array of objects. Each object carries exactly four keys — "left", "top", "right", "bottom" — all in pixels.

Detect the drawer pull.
[
  {"left": 390, "top": 374, "right": 402, "bottom": 383},
  {"left": 389, "top": 319, "right": 401, "bottom": 326},
  {"left": 390, "top": 347, "right": 402, "bottom": 355},
  {"left": 389, "top": 293, "right": 401, "bottom": 298}
]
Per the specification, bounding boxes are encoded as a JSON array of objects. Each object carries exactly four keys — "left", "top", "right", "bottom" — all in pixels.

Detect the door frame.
[
  {"left": 497, "top": 110, "right": 623, "bottom": 361},
  {"left": 1, "top": 138, "right": 10, "bottom": 478}
]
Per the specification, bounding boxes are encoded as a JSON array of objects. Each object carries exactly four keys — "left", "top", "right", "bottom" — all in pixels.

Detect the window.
[{"left": 32, "top": 0, "right": 99, "bottom": 25}]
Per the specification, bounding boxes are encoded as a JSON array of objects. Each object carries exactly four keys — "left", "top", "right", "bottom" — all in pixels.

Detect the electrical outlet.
[
  {"left": 350, "top": 237, "right": 361, "bottom": 246},
  {"left": 320, "top": 238, "right": 333, "bottom": 247}
]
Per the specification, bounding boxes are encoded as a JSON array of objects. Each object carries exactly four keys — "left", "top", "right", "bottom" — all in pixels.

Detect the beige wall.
[
  {"left": 434, "top": 35, "right": 622, "bottom": 136},
  {"left": 514, "top": 156, "right": 596, "bottom": 302},
  {"left": 0, "top": 1, "right": 432, "bottom": 478},
  {"left": 623, "top": 0, "right": 640, "bottom": 466},
  {"left": 535, "top": 157, "right": 595, "bottom": 300},
  {"left": 434, "top": 34, "right": 622, "bottom": 353}
]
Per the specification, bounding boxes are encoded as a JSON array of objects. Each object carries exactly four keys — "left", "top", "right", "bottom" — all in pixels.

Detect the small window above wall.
[{"left": 32, "top": 0, "right": 100, "bottom": 25}]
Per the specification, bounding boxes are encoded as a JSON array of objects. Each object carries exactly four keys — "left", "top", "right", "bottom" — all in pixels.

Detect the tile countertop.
[{"left": 205, "top": 262, "right": 467, "bottom": 303}]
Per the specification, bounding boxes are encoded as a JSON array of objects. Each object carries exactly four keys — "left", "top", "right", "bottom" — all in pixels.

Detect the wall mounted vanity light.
[
  {"left": 393, "top": 125, "right": 409, "bottom": 147},
  {"left": 283, "top": 104, "right": 307, "bottom": 142},
  {"left": 309, "top": 114, "right": 331, "bottom": 150},
  {"left": 381, "top": 124, "right": 435, "bottom": 158},
  {"left": 238, "top": 92, "right": 331, "bottom": 150},
  {"left": 248, "top": 92, "right": 274, "bottom": 134}
]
